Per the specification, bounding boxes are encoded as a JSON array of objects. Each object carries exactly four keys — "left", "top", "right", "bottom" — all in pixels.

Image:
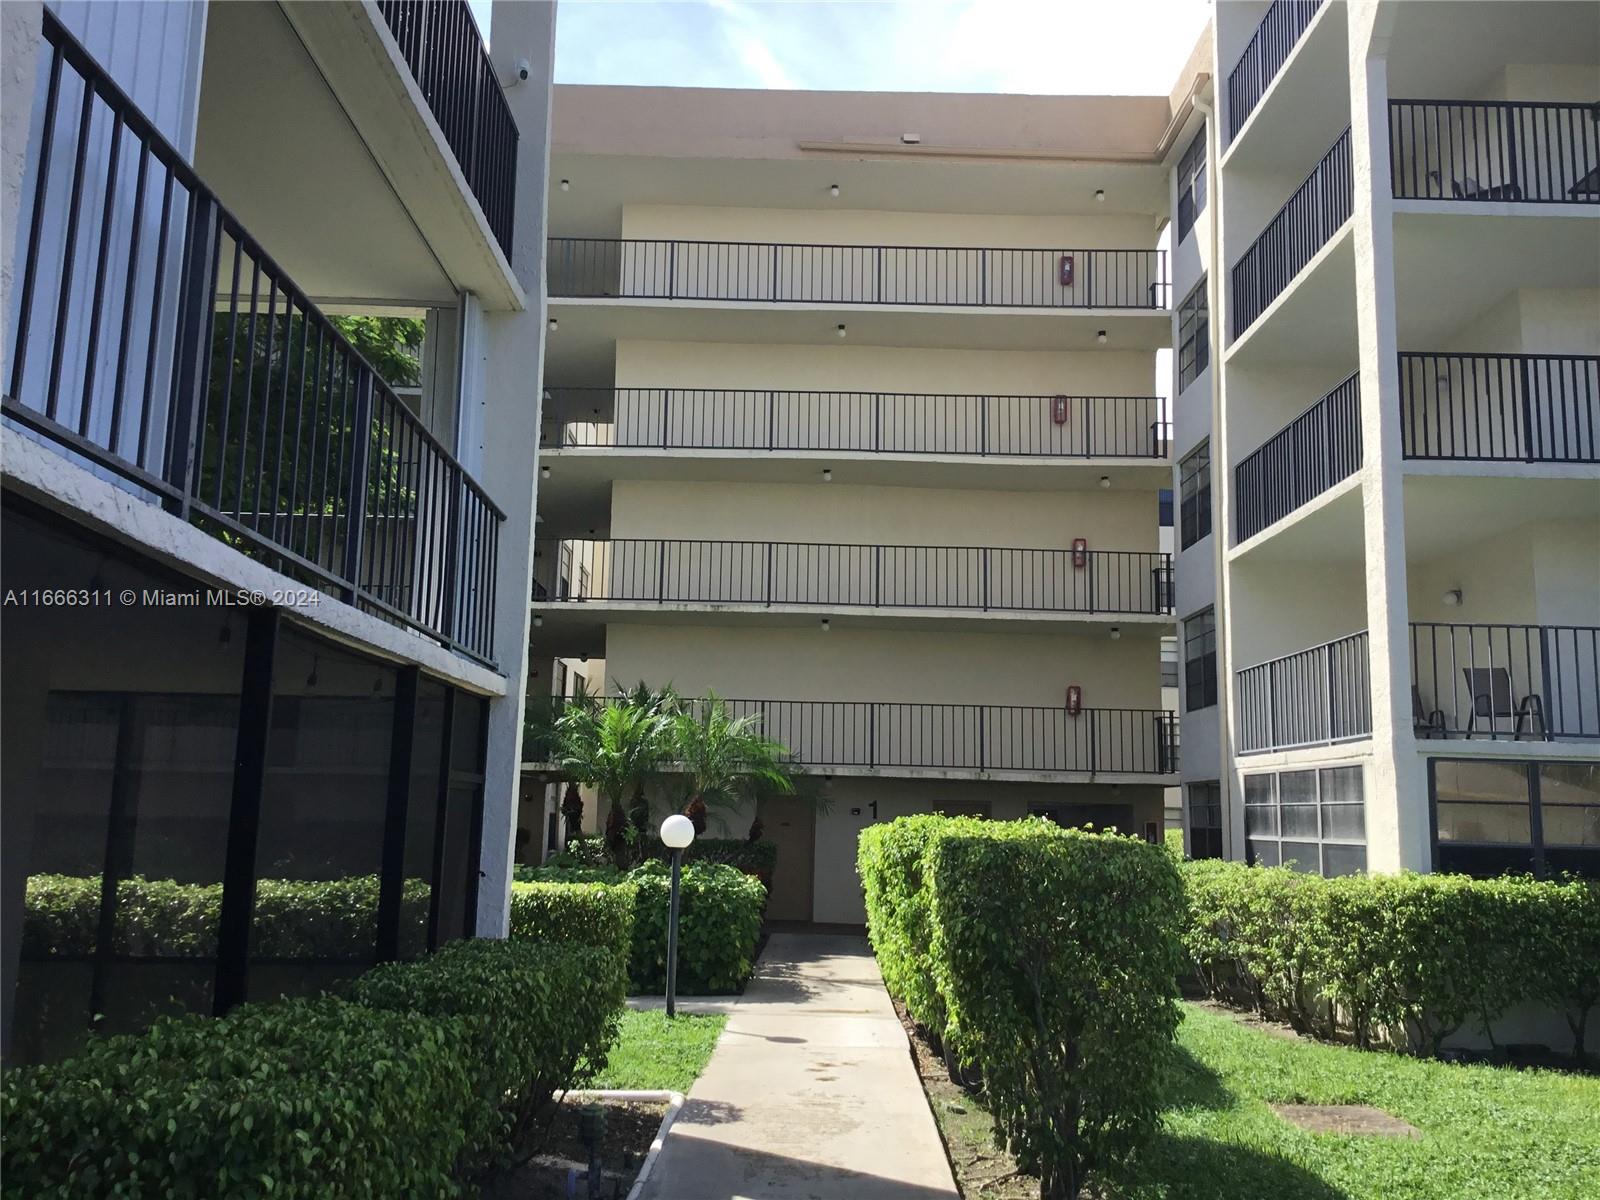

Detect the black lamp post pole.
[{"left": 666, "top": 846, "right": 683, "bottom": 1018}]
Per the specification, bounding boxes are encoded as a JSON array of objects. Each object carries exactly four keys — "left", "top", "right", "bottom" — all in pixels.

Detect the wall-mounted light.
[
  {"left": 559, "top": 178, "right": 571, "bottom": 192},
  {"left": 822, "top": 468, "right": 833, "bottom": 482},
  {"left": 1441, "top": 588, "right": 1464, "bottom": 608},
  {"left": 1094, "top": 189, "right": 1106, "bottom": 203},
  {"left": 836, "top": 323, "right": 847, "bottom": 338},
  {"left": 1099, "top": 475, "right": 1111, "bottom": 489},
  {"left": 820, "top": 618, "right": 831, "bottom": 632},
  {"left": 1110, "top": 626, "right": 1122, "bottom": 640},
  {"left": 1096, "top": 330, "right": 1107, "bottom": 344},
  {"left": 541, "top": 465, "right": 551, "bottom": 479},
  {"left": 548, "top": 317, "right": 558, "bottom": 332},
  {"left": 829, "top": 183, "right": 840, "bottom": 198}
]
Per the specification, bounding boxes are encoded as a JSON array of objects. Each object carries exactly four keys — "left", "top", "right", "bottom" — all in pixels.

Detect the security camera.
[{"left": 507, "top": 57, "right": 532, "bottom": 86}]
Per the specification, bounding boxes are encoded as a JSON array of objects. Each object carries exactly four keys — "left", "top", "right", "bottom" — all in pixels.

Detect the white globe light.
[{"left": 660, "top": 813, "right": 696, "bottom": 849}]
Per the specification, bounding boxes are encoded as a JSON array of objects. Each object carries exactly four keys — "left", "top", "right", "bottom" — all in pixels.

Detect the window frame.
[
  {"left": 1176, "top": 126, "right": 1208, "bottom": 243},
  {"left": 1179, "top": 441, "right": 1212, "bottom": 550},
  {"left": 1429, "top": 757, "right": 1600, "bottom": 879},
  {"left": 1177, "top": 278, "right": 1210, "bottom": 393},
  {"left": 1183, "top": 606, "right": 1218, "bottom": 712},
  {"left": 1243, "top": 764, "right": 1367, "bottom": 876},
  {"left": 1187, "top": 780, "right": 1224, "bottom": 859}
]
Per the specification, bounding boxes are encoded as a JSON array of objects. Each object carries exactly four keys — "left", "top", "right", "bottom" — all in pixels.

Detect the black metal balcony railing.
[
  {"left": 1230, "top": 128, "right": 1352, "bottom": 340},
  {"left": 1227, "top": 0, "right": 1326, "bottom": 142},
  {"left": 1398, "top": 352, "right": 1599, "bottom": 463},
  {"left": 533, "top": 539, "right": 1174, "bottom": 616},
  {"left": 543, "top": 387, "right": 1171, "bottom": 459},
  {"left": 547, "top": 238, "right": 1170, "bottom": 309},
  {"left": 375, "top": 0, "right": 518, "bottom": 255},
  {"left": 1389, "top": 100, "right": 1600, "bottom": 204},
  {"left": 533, "top": 695, "right": 1178, "bottom": 776},
  {"left": 1234, "top": 373, "right": 1361, "bottom": 542},
  {"left": 3, "top": 15, "right": 502, "bottom": 664},
  {"left": 1411, "top": 623, "right": 1600, "bottom": 740},
  {"left": 1236, "top": 631, "right": 1372, "bottom": 753}
]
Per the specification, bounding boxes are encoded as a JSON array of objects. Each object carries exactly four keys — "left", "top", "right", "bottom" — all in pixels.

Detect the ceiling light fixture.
[
  {"left": 1096, "top": 330, "right": 1107, "bottom": 344},
  {"left": 533, "top": 615, "right": 543, "bottom": 628},
  {"left": 547, "top": 317, "right": 558, "bottom": 332},
  {"left": 1109, "top": 626, "right": 1122, "bottom": 640},
  {"left": 900, "top": 133, "right": 921, "bottom": 145},
  {"left": 829, "top": 183, "right": 840, "bottom": 198},
  {"left": 1442, "top": 588, "right": 1463, "bottom": 608},
  {"left": 822, "top": 468, "right": 833, "bottom": 482},
  {"left": 1095, "top": 189, "right": 1106, "bottom": 203},
  {"left": 1099, "top": 475, "right": 1111, "bottom": 489},
  {"left": 820, "top": 618, "right": 831, "bottom": 632},
  {"left": 541, "top": 465, "right": 551, "bottom": 479},
  {"left": 560, "top": 179, "right": 570, "bottom": 192},
  {"left": 836, "top": 323, "right": 847, "bottom": 338}
]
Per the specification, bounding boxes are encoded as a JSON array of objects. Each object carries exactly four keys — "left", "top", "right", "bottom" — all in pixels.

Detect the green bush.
[
  {"left": 348, "top": 939, "right": 624, "bottom": 1172},
  {"left": 507, "top": 878, "right": 635, "bottom": 981},
  {"left": 22, "top": 874, "right": 431, "bottom": 959},
  {"left": 560, "top": 834, "right": 778, "bottom": 884},
  {"left": 1180, "top": 860, "right": 1600, "bottom": 1061},
  {"left": 1, "top": 996, "right": 473, "bottom": 1199},
  {"left": 520, "top": 863, "right": 766, "bottom": 995},
  {"left": 928, "top": 824, "right": 1185, "bottom": 1200}
]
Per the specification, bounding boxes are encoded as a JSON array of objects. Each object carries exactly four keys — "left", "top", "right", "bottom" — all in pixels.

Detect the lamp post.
[{"left": 660, "top": 813, "right": 696, "bottom": 1018}]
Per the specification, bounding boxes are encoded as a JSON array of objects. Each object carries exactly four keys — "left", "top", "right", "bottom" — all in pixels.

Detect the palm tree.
[
  {"left": 671, "top": 694, "right": 795, "bottom": 834},
  {"left": 554, "top": 699, "right": 669, "bottom": 865}
]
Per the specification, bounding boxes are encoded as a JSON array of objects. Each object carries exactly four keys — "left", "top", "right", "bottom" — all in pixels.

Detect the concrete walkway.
[{"left": 637, "top": 932, "right": 961, "bottom": 1200}]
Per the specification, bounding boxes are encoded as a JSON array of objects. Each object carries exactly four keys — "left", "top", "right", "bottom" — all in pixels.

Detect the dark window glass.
[
  {"left": 1184, "top": 607, "right": 1218, "bottom": 711},
  {"left": 435, "top": 695, "right": 488, "bottom": 945},
  {"left": 1433, "top": 760, "right": 1532, "bottom": 845},
  {"left": 249, "top": 629, "right": 396, "bottom": 1001},
  {"left": 400, "top": 681, "right": 449, "bottom": 959},
  {"left": 1178, "top": 280, "right": 1210, "bottom": 392},
  {"left": 1278, "top": 770, "right": 1317, "bottom": 806},
  {"left": 1158, "top": 488, "right": 1174, "bottom": 529},
  {"left": 1177, "top": 127, "right": 1207, "bottom": 242},
  {"left": 1179, "top": 442, "right": 1212, "bottom": 550},
  {"left": 1280, "top": 804, "right": 1320, "bottom": 838},
  {"left": 1240, "top": 764, "right": 1365, "bottom": 878},
  {"left": 1187, "top": 781, "right": 1224, "bottom": 859},
  {"left": 1281, "top": 842, "right": 1322, "bottom": 873},
  {"left": 1539, "top": 763, "right": 1600, "bottom": 847},
  {"left": 1247, "top": 839, "right": 1281, "bottom": 867}
]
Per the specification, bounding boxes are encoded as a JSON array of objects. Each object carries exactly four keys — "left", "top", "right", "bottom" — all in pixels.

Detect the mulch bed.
[{"left": 480, "top": 1097, "right": 666, "bottom": 1200}]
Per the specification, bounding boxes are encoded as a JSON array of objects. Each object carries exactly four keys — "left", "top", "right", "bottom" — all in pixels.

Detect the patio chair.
[
  {"left": 1462, "top": 666, "right": 1548, "bottom": 740},
  {"left": 1412, "top": 686, "right": 1447, "bottom": 739}
]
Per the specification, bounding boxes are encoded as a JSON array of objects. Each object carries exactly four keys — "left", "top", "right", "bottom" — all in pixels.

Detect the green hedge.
[
  {"left": 2, "top": 996, "right": 473, "bottom": 1198},
  {"left": 2, "top": 935, "right": 630, "bottom": 1196},
  {"left": 507, "top": 878, "right": 636, "bottom": 982},
  {"left": 1181, "top": 859, "right": 1600, "bottom": 1060},
  {"left": 348, "top": 938, "right": 624, "bottom": 1172},
  {"left": 517, "top": 863, "right": 766, "bottom": 995},
  {"left": 859, "top": 816, "right": 1185, "bottom": 1199},
  {"left": 558, "top": 834, "right": 778, "bottom": 883},
  {"left": 22, "top": 874, "right": 432, "bottom": 959}
]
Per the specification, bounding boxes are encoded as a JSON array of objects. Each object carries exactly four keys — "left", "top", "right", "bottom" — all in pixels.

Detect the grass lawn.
[
  {"left": 922, "top": 1002, "right": 1600, "bottom": 1200},
  {"left": 587, "top": 1010, "right": 726, "bottom": 1094}
]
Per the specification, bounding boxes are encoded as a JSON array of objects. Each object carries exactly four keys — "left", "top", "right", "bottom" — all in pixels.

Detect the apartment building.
[
  {"left": 528, "top": 79, "right": 1211, "bottom": 923},
  {"left": 1173, "top": 0, "right": 1599, "bottom": 878},
  {"left": 0, "top": 0, "right": 554, "bottom": 1063}
]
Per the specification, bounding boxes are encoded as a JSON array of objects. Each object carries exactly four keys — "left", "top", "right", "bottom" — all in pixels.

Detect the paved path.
[{"left": 637, "top": 931, "right": 961, "bottom": 1200}]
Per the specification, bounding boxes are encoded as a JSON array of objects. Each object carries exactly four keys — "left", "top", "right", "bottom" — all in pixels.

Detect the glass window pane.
[
  {"left": 1436, "top": 801, "right": 1532, "bottom": 845},
  {"left": 1539, "top": 762, "right": 1600, "bottom": 805},
  {"left": 1245, "top": 805, "right": 1279, "bottom": 836},
  {"left": 1322, "top": 844, "right": 1367, "bottom": 877},
  {"left": 251, "top": 629, "right": 396, "bottom": 1000},
  {"left": 1434, "top": 758, "right": 1531, "bottom": 806},
  {"left": 1281, "top": 842, "right": 1322, "bottom": 873},
  {"left": 1321, "top": 802, "right": 1366, "bottom": 840},
  {"left": 1278, "top": 770, "right": 1317, "bottom": 805},
  {"left": 1542, "top": 804, "right": 1600, "bottom": 848},
  {"left": 1247, "top": 839, "right": 1281, "bottom": 867},
  {"left": 1281, "top": 804, "right": 1320, "bottom": 837},
  {"left": 1319, "top": 765, "right": 1363, "bottom": 806},
  {"left": 1243, "top": 774, "right": 1275, "bottom": 805}
]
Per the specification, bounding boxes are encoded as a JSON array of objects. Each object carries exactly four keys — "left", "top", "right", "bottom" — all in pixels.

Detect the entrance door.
[{"left": 756, "top": 796, "right": 815, "bottom": 922}]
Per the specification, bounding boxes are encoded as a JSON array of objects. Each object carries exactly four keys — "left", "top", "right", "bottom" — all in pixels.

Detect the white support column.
[
  {"left": 1346, "top": 0, "right": 1428, "bottom": 873},
  {"left": 475, "top": 0, "right": 556, "bottom": 936}
]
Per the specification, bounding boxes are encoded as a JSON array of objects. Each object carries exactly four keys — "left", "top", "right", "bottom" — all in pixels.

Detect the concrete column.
[
  {"left": 474, "top": 0, "right": 556, "bottom": 936},
  {"left": 1346, "top": 1, "right": 1427, "bottom": 873}
]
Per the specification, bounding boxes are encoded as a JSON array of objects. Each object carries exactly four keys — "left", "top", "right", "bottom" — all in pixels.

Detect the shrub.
[
  {"left": 928, "top": 825, "right": 1186, "bottom": 1200},
  {"left": 560, "top": 834, "right": 778, "bottom": 885},
  {"left": 348, "top": 939, "right": 624, "bottom": 1172},
  {"left": 1, "top": 996, "right": 473, "bottom": 1199},
  {"left": 507, "top": 877, "right": 636, "bottom": 980},
  {"left": 513, "top": 863, "right": 766, "bottom": 995}
]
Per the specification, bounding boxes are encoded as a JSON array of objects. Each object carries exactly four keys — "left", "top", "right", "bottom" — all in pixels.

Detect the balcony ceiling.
[
  {"left": 1403, "top": 474, "right": 1600, "bottom": 561},
  {"left": 195, "top": 1, "right": 521, "bottom": 312},
  {"left": 1386, "top": 2, "right": 1600, "bottom": 97},
  {"left": 547, "top": 154, "right": 1170, "bottom": 239}
]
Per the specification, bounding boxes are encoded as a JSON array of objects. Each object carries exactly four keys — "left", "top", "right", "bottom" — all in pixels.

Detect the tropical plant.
[
  {"left": 670, "top": 693, "right": 794, "bottom": 834},
  {"left": 554, "top": 700, "right": 670, "bottom": 866}
]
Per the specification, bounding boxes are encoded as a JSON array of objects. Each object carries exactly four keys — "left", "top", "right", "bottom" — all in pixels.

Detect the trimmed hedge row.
[
  {"left": 22, "top": 874, "right": 432, "bottom": 958},
  {"left": 559, "top": 834, "right": 778, "bottom": 882},
  {"left": 859, "top": 815, "right": 1185, "bottom": 1200},
  {"left": 1, "top": 938, "right": 627, "bottom": 1197},
  {"left": 514, "top": 861, "right": 766, "bottom": 994},
  {"left": 1181, "top": 859, "right": 1600, "bottom": 1061}
]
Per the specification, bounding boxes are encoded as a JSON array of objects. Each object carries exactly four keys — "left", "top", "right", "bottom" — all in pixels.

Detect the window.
[
  {"left": 1432, "top": 759, "right": 1600, "bottom": 879},
  {"left": 1178, "top": 279, "right": 1210, "bottom": 392},
  {"left": 1161, "top": 636, "right": 1179, "bottom": 689},
  {"left": 1176, "top": 127, "right": 1207, "bottom": 242},
  {"left": 1187, "top": 782, "right": 1224, "bottom": 859},
  {"left": 1244, "top": 766, "right": 1366, "bottom": 876},
  {"left": 1184, "top": 608, "right": 1218, "bottom": 712},
  {"left": 1179, "top": 442, "right": 1212, "bottom": 549},
  {"left": 1158, "top": 487, "right": 1174, "bottom": 529}
]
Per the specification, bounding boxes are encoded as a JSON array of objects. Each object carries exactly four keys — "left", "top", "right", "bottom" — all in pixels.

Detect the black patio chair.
[{"left": 1462, "top": 667, "right": 1548, "bottom": 740}]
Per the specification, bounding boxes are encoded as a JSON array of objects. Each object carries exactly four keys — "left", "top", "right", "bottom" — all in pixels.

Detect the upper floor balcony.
[
  {"left": 3, "top": 13, "right": 502, "bottom": 665},
  {"left": 1412, "top": 622, "right": 1600, "bottom": 742},
  {"left": 1389, "top": 99, "right": 1600, "bottom": 207},
  {"left": 1236, "top": 630, "right": 1372, "bottom": 755},
  {"left": 1399, "top": 352, "right": 1599, "bottom": 465},
  {"left": 1227, "top": 0, "right": 1327, "bottom": 145},
  {"left": 1234, "top": 373, "right": 1362, "bottom": 545}
]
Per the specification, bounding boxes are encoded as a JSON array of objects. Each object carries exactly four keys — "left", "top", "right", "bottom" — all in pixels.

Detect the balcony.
[
  {"left": 531, "top": 695, "right": 1178, "bottom": 779},
  {"left": 1411, "top": 623, "right": 1600, "bottom": 741},
  {"left": 1236, "top": 631, "right": 1372, "bottom": 754},
  {"left": 375, "top": 0, "right": 518, "bottom": 255},
  {"left": 547, "top": 238, "right": 1168, "bottom": 309},
  {"left": 1235, "top": 373, "right": 1362, "bottom": 543},
  {"left": 1398, "top": 352, "right": 1599, "bottom": 463},
  {"left": 1389, "top": 100, "right": 1600, "bottom": 206},
  {"left": 2, "top": 14, "right": 502, "bottom": 664},
  {"left": 532, "top": 538, "right": 1173, "bottom": 623},
  {"left": 1227, "top": 0, "right": 1327, "bottom": 143},
  {"left": 543, "top": 387, "right": 1171, "bottom": 459}
]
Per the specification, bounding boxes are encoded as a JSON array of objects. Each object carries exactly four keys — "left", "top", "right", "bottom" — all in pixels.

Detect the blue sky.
[{"left": 471, "top": 1, "right": 1213, "bottom": 96}]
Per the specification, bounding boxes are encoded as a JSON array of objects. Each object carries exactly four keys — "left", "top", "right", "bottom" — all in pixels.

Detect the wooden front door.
[{"left": 756, "top": 796, "right": 815, "bottom": 922}]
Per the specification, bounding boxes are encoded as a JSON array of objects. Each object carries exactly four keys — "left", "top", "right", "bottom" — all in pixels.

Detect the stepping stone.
[{"left": 1270, "top": 1103, "right": 1421, "bottom": 1138}]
